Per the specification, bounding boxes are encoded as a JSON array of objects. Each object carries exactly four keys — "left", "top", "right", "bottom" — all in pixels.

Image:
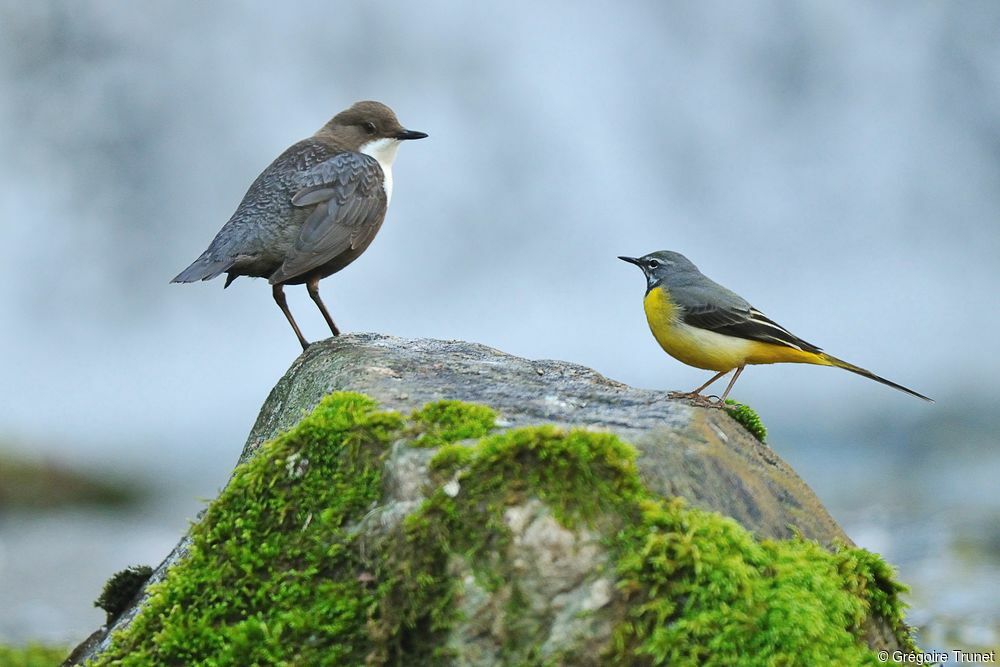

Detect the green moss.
[
  {"left": 835, "top": 546, "right": 916, "bottom": 653},
  {"left": 93, "top": 392, "right": 405, "bottom": 666},
  {"left": 95, "top": 565, "right": 153, "bottom": 624},
  {"left": 724, "top": 400, "right": 767, "bottom": 443},
  {"left": 613, "top": 500, "right": 910, "bottom": 665},
  {"left": 0, "top": 644, "right": 68, "bottom": 667},
  {"left": 92, "top": 393, "right": 911, "bottom": 666},
  {"left": 410, "top": 400, "right": 497, "bottom": 447}
]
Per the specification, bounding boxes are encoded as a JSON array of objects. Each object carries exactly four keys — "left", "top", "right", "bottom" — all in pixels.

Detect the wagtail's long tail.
[{"left": 819, "top": 353, "right": 932, "bottom": 402}]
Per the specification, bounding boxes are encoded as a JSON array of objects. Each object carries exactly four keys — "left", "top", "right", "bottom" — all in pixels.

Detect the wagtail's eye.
[{"left": 364, "top": 121, "right": 377, "bottom": 135}]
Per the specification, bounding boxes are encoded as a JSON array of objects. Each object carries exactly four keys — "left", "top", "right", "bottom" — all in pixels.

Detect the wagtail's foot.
[
  {"left": 699, "top": 394, "right": 728, "bottom": 409},
  {"left": 668, "top": 391, "right": 726, "bottom": 409}
]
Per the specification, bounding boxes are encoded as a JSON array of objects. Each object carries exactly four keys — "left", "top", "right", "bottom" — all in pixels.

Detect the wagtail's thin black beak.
[
  {"left": 618, "top": 256, "right": 642, "bottom": 267},
  {"left": 396, "top": 129, "right": 428, "bottom": 140}
]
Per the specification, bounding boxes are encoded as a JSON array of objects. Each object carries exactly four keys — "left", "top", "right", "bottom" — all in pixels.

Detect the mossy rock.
[
  {"left": 77, "top": 391, "right": 914, "bottom": 666},
  {"left": 68, "top": 335, "right": 918, "bottom": 664}
]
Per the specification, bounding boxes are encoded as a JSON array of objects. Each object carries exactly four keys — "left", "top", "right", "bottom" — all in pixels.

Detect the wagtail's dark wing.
[
  {"left": 683, "top": 303, "right": 823, "bottom": 353},
  {"left": 268, "top": 152, "right": 387, "bottom": 285},
  {"left": 673, "top": 281, "right": 823, "bottom": 353}
]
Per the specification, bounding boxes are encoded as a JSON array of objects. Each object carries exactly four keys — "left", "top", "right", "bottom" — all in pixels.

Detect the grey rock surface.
[{"left": 244, "top": 333, "right": 847, "bottom": 545}]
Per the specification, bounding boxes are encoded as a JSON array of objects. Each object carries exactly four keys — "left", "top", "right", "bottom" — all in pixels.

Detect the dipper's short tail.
[{"left": 170, "top": 253, "right": 234, "bottom": 284}]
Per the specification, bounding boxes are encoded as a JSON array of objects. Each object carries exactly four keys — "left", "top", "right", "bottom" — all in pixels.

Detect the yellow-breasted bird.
[{"left": 619, "top": 251, "right": 932, "bottom": 403}]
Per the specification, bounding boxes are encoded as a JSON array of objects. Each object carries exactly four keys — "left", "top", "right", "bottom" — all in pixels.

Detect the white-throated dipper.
[{"left": 171, "top": 101, "right": 427, "bottom": 349}]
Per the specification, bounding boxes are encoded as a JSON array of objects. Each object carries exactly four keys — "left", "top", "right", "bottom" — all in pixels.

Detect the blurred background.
[{"left": 1, "top": 0, "right": 998, "bottom": 654}]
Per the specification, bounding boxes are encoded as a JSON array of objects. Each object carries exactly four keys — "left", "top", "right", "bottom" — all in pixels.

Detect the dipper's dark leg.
[
  {"left": 272, "top": 284, "right": 310, "bottom": 350},
  {"left": 306, "top": 276, "right": 340, "bottom": 337}
]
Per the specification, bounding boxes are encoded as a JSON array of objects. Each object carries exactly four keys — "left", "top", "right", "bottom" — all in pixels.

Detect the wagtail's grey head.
[
  {"left": 317, "top": 100, "right": 427, "bottom": 160},
  {"left": 619, "top": 250, "right": 699, "bottom": 290}
]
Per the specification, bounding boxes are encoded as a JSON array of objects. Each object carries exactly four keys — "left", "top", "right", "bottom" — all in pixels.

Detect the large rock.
[{"left": 69, "top": 334, "right": 913, "bottom": 666}]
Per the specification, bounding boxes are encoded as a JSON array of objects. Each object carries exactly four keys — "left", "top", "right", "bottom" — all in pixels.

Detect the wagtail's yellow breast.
[{"left": 643, "top": 286, "right": 756, "bottom": 372}]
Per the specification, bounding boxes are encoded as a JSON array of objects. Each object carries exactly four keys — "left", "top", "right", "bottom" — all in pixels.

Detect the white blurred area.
[{"left": 0, "top": 0, "right": 998, "bottom": 648}]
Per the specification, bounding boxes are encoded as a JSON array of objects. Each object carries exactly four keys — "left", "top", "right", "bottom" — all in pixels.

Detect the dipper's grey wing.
[
  {"left": 172, "top": 139, "right": 341, "bottom": 285},
  {"left": 671, "top": 279, "right": 822, "bottom": 353},
  {"left": 268, "top": 152, "right": 387, "bottom": 285}
]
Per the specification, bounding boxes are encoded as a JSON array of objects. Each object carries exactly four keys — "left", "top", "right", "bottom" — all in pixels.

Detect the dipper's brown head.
[{"left": 316, "top": 100, "right": 427, "bottom": 154}]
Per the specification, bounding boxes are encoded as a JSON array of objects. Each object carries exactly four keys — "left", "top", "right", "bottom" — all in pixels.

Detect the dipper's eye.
[
  {"left": 364, "top": 121, "right": 377, "bottom": 135},
  {"left": 646, "top": 259, "right": 661, "bottom": 270}
]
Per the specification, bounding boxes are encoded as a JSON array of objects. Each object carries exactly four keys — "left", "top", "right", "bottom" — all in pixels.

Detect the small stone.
[
  {"left": 284, "top": 453, "right": 309, "bottom": 479},
  {"left": 581, "top": 578, "right": 612, "bottom": 612}
]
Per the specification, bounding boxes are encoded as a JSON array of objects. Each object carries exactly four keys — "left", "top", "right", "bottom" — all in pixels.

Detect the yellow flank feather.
[
  {"left": 745, "top": 342, "right": 831, "bottom": 366},
  {"left": 643, "top": 286, "right": 831, "bottom": 371}
]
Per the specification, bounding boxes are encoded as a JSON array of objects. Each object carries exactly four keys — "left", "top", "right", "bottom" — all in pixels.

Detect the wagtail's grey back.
[{"left": 171, "top": 100, "right": 427, "bottom": 350}]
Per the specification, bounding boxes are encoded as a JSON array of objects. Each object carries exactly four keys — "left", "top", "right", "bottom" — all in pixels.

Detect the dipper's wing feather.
[{"left": 269, "top": 153, "right": 387, "bottom": 284}]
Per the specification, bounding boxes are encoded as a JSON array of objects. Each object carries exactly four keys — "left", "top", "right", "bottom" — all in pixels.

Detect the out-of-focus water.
[
  {"left": 0, "top": 504, "right": 190, "bottom": 643},
  {"left": 1, "top": 0, "right": 998, "bottom": 649}
]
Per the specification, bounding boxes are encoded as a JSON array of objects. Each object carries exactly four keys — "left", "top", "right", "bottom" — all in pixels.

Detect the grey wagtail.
[{"left": 619, "top": 251, "right": 932, "bottom": 403}]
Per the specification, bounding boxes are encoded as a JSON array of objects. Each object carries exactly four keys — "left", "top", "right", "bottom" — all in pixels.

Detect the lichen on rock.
[{"left": 84, "top": 390, "right": 914, "bottom": 666}]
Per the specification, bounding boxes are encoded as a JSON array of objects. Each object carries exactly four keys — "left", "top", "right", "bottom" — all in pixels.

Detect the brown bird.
[{"left": 171, "top": 101, "right": 427, "bottom": 349}]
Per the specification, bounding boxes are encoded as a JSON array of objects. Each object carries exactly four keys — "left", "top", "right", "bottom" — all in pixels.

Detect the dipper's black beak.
[
  {"left": 396, "top": 129, "right": 428, "bottom": 140},
  {"left": 618, "top": 256, "right": 643, "bottom": 268}
]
